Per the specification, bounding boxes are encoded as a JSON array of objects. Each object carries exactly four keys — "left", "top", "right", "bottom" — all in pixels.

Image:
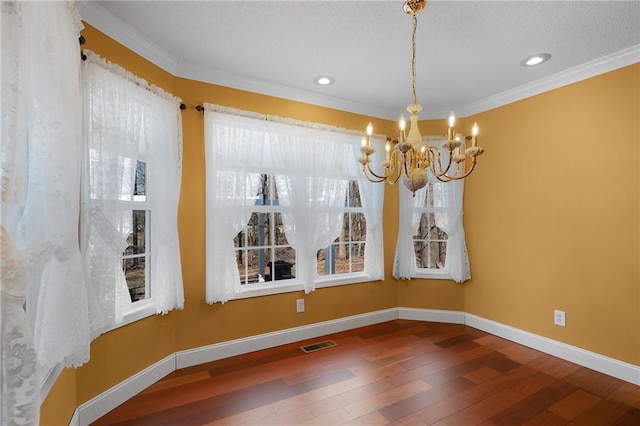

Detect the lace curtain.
[
  {"left": 1, "top": 1, "right": 85, "bottom": 424},
  {"left": 204, "top": 111, "right": 265, "bottom": 304},
  {"left": 271, "top": 126, "right": 352, "bottom": 294},
  {"left": 357, "top": 145, "right": 386, "bottom": 281},
  {"left": 436, "top": 179, "right": 471, "bottom": 282},
  {"left": 393, "top": 139, "right": 471, "bottom": 282},
  {"left": 393, "top": 183, "right": 427, "bottom": 279},
  {"left": 204, "top": 105, "right": 384, "bottom": 302},
  {"left": 82, "top": 51, "right": 184, "bottom": 331}
]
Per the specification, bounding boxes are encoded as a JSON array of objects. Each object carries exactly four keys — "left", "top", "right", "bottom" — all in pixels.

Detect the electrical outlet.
[
  {"left": 296, "top": 299, "right": 305, "bottom": 313},
  {"left": 554, "top": 310, "right": 566, "bottom": 327}
]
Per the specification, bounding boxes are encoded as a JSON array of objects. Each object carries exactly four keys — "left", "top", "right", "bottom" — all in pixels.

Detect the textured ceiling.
[{"left": 80, "top": 1, "right": 640, "bottom": 119}]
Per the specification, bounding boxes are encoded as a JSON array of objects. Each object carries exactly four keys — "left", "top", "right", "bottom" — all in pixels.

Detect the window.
[
  {"left": 234, "top": 174, "right": 296, "bottom": 287},
  {"left": 414, "top": 183, "right": 448, "bottom": 274},
  {"left": 393, "top": 168, "right": 470, "bottom": 283},
  {"left": 205, "top": 106, "right": 385, "bottom": 303},
  {"left": 318, "top": 180, "right": 366, "bottom": 277},
  {"left": 122, "top": 161, "right": 151, "bottom": 302},
  {"left": 83, "top": 51, "right": 184, "bottom": 333}
]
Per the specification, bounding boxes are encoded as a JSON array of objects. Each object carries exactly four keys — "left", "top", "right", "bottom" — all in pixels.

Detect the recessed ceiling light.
[
  {"left": 520, "top": 53, "right": 552, "bottom": 67},
  {"left": 313, "top": 76, "right": 335, "bottom": 86}
]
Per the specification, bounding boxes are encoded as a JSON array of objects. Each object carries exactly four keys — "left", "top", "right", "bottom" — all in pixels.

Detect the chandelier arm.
[
  {"left": 388, "top": 168, "right": 403, "bottom": 185},
  {"left": 434, "top": 158, "right": 478, "bottom": 182},
  {"left": 427, "top": 146, "right": 455, "bottom": 178},
  {"left": 362, "top": 165, "right": 389, "bottom": 183},
  {"left": 365, "top": 162, "right": 395, "bottom": 181}
]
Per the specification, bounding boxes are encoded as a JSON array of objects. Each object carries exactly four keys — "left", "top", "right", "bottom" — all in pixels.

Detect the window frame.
[
  {"left": 121, "top": 160, "right": 152, "bottom": 305},
  {"left": 204, "top": 108, "right": 386, "bottom": 302},
  {"left": 413, "top": 182, "right": 454, "bottom": 280},
  {"left": 233, "top": 174, "right": 300, "bottom": 295},
  {"left": 315, "top": 179, "right": 369, "bottom": 287},
  {"left": 113, "top": 159, "right": 157, "bottom": 328}
]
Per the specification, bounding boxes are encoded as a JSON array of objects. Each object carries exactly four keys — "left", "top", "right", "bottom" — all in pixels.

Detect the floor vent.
[{"left": 300, "top": 340, "right": 337, "bottom": 353}]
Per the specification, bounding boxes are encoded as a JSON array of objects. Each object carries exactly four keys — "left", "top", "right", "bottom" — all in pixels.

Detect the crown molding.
[
  {"left": 78, "top": 3, "right": 638, "bottom": 121},
  {"left": 463, "top": 44, "right": 640, "bottom": 117},
  {"left": 77, "top": 1, "right": 179, "bottom": 75},
  {"left": 175, "top": 61, "right": 399, "bottom": 120}
]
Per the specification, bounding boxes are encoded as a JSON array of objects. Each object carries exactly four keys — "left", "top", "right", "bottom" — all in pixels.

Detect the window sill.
[
  {"left": 414, "top": 269, "right": 452, "bottom": 280},
  {"left": 110, "top": 298, "right": 156, "bottom": 332},
  {"left": 232, "top": 273, "right": 376, "bottom": 299},
  {"left": 315, "top": 273, "right": 374, "bottom": 288},
  {"left": 235, "top": 282, "right": 305, "bottom": 299}
]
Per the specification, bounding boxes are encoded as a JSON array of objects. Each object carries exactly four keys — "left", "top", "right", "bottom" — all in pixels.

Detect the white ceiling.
[{"left": 79, "top": 1, "right": 640, "bottom": 120}]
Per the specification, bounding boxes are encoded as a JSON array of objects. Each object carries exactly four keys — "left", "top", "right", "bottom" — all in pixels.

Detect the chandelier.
[{"left": 358, "top": 0, "right": 484, "bottom": 195}]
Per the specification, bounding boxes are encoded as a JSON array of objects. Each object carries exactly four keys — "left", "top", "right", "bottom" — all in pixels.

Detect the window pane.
[
  {"left": 422, "top": 182, "right": 446, "bottom": 208},
  {"left": 350, "top": 212, "right": 366, "bottom": 242},
  {"left": 245, "top": 212, "right": 271, "bottom": 247},
  {"left": 123, "top": 256, "right": 147, "bottom": 302},
  {"left": 273, "top": 212, "right": 288, "bottom": 245},
  {"left": 317, "top": 245, "right": 337, "bottom": 276},
  {"left": 134, "top": 161, "right": 146, "bottom": 196},
  {"left": 351, "top": 243, "right": 365, "bottom": 272},
  {"left": 347, "top": 180, "right": 361, "bottom": 207},
  {"left": 414, "top": 211, "right": 448, "bottom": 270},
  {"left": 256, "top": 174, "right": 279, "bottom": 206},
  {"left": 414, "top": 212, "right": 433, "bottom": 239},
  {"left": 430, "top": 241, "right": 447, "bottom": 269},
  {"left": 333, "top": 243, "right": 349, "bottom": 273},
  {"left": 422, "top": 183, "right": 434, "bottom": 208},
  {"left": 237, "top": 246, "right": 297, "bottom": 284},
  {"left": 234, "top": 229, "right": 246, "bottom": 249},
  {"left": 239, "top": 248, "right": 263, "bottom": 284},
  {"left": 268, "top": 246, "right": 295, "bottom": 281},
  {"left": 124, "top": 210, "right": 146, "bottom": 255}
]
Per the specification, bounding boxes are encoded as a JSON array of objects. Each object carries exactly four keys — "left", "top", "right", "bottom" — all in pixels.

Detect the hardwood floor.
[{"left": 91, "top": 320, "right": 640, "bottom": 425}]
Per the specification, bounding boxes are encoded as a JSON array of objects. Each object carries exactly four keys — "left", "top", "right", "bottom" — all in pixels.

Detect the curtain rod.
[
  {"left": 201, "top": 103, "right": 387, "bottom": 139},
  {"left": 80, "top": 46, "right": 182, "bottom": 109}
]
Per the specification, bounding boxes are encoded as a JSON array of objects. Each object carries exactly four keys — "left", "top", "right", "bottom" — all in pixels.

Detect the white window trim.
[
  {"left": 414, "top": 269, "right": 452, "bottom": 280},
  {"left": 118, "top": 298, "right": 155, "bottom": 328}
]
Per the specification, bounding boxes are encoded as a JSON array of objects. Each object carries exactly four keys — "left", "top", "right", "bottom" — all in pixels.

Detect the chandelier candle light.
[{"left": 358, "top": 0, "right": 484, "bottom": 195}]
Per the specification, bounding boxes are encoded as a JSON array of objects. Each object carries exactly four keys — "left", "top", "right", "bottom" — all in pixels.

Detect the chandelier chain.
[{"left": 411, "top": 12, "right": 418, "bottom": 105}]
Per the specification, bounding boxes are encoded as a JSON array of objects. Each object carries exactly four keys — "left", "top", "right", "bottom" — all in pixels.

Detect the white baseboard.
[
  {"left": 68, "top": 409, "right": 79, "bottom": 426},
  {"left": 397, "top": 307, "right": 465, "bottom": 324},
  {"left": 70, "top": 308, "right": 640, "bottom": 425},
  {"left": 175, "top": 308, "right": 398, "bottom": 369},
  {"left": 75, "top": 354, "right": 175, "bottom": 425},
  {"left": 465, "top": 313, "right": 640, "bottom": 386}
]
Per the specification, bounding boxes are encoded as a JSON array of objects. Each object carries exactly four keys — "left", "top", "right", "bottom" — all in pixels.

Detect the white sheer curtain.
[
  {"left": 149, "top": 95, "right": 185, "bottom": 314},
  {"left": 82, "top": 50, "right": 184, "bottom": 334},
  {"left": 1, "top": 1, "right": 85, "bottom": 423},
  {"left": 393, "top": 138, "right": 471, "bottom": 282},
  {"left": 354, "top": 140, "right": 386, "bottom": 281},
  {"left": 436, "top": 179, "right": 470, "bottom": 282},
  {"left": 271, "top": 125, "right": 351, "bottom": 294},
  {"left": 393, "top": 183, "right": 428, "bottom": 279},
  {"left": 204, "top": 110, "right": 265, "bottom": 303},
  {"left": 204, "top": 105, "right": 384, "bottom": 300}
]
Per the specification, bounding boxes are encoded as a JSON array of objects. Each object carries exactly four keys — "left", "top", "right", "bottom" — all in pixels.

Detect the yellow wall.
[
  {"left": 41, "top": 23, "right": 639, "bottom": 424},
  {"left": 462, "top": 64, "right": 640, "bottom": 365},
  {"left": 40, "top": 368, "right": 76, "bottom": 426}
]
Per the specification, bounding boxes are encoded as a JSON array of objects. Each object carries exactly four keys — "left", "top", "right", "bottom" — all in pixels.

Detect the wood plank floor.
[{"left": 91, "top": 320, "right": 640, "bottom": 425}]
